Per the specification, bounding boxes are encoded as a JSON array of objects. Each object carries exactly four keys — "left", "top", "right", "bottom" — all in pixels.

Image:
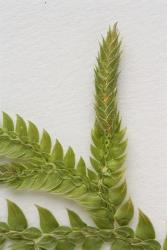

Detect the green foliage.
[
  {"left": 163, "top": 236, "right": 167, "bottom": 250},
  {"left": 7, "top": 199, "right": 27, "bottom": 231},
  {"left": 36, "top": 205, "right": 59, "bottom": 233},
  {"left": 114, "top": 198, "right": 134, "bottom": 226},
  {"left": 0, "top": 200, "right": 161, "bottom": 250},
  {"left": 0, "top": 24, "right": 165, "bottom": 249},
  {"left": 135, "top": 210, "right": 156, "bottom": 240}
]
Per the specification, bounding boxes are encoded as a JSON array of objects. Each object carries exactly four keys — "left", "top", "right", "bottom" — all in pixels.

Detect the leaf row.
[{"left": 0, "top": 200, "right": 163, "bottom": 250}]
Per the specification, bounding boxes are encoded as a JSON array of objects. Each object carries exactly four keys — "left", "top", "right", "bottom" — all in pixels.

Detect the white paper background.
[{"left": 0, "top": 0, "right": 167, "bottom": 248}]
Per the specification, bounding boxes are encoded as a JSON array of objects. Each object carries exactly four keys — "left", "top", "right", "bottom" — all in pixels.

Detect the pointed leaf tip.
[
  {"left": 135, "top": 209, "right": 155, "bottom": 240},
  {"left": 28, "top": 121, "right": 39, "bottom": 143},
  {"left": 40, "top": 129, "right": 52, "bottom": 153},
  {"left": 67, "top": 209, "right": 87, "bottom": 228},
  {"left": 36, "top": 205, "right": 59, "bottom": 233},
  {"left": 114, "top": 198, "right": 134, "bottom": 226},
  {"left": 2, "top": 112, "right": 14, "bottom": 131},
  {"left": 7, "top": 200, "right": 27, "bottom": 231},
  {"left": 51, "top": 139, "right": 63, "bottom": 162},
  {"left": 64, "top": 147, "right": 75, "bottom": 168}
]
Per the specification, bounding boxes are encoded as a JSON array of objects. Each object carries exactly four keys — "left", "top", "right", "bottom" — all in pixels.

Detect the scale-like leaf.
[
  {"left": 56, "top": 240, "right": 75, "bottom": 250},
  {"left": 82, "top": 238, "right": 103, "bottom": 250},
  {"left": 23, "top": 227, "right": 42, "bottom": 239},
  {"left": 108, "top": 181, "right": 127, "bottom": 206},
  {"left": 7, "top": 200, "right": 28, "bottom": 231},
  {"left": 135, "top": 210, "right": 155, "bottom": 240},
  {"left": 36, "top": 205, "right": 59, "bottom": 233},
  {"left": 37, "top": 235, "right": 57, "bottom": 249},
  {"left": 11, "top": 240, "right": 35, "bottom": 250},
  {"left": 111, "top": 239, "right": 131, "bottom": 250}
]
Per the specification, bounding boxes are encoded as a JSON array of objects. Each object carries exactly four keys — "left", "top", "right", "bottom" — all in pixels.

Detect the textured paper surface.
[{"left": 0, "top": 1, "right": 167, "bottom": 248}]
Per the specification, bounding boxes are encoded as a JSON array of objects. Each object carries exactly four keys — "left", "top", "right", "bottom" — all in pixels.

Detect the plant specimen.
[{"left": 0, "top": 24, "right": 166, "bottom": 250}]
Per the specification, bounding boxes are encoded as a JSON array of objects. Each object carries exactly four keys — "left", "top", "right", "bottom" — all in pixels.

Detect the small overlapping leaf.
[
  {"left": 11, "top": 240, "right": 35, "bottom": 250},
  {"left": 51, "top": 139, "right": 63, "bottom": 162},
  {"left": 56, "top": 240, "right": 75, "bottom": 250},
  {"left": 108, "top": 181, "right": 127, "bottom": 206},
  {"left": 111, "top": 239, "right": 131, "bottom": 250}
]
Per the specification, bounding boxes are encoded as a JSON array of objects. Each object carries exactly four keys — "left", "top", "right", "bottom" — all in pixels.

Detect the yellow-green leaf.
[
  {"left": 109, "top": 181, "right": 127, "bottom": 206},
  {"left": 36, "top": 205, "right": 59, "bottom": 233},
  {"left": 3, "top": 112, "right": 14, "bottom": 131},
  {"left": 7, "top": 200, "right": 27, "bottom": 231},
  {"left": 135, "top": 210, "right": 155, "bottom": 240},
  {"left": 28, "top": 121, "right": 39, "bottom": 143},
  {"left": 16, "top": 114, "right": 27, "bottom": 137},
  {"left": 82, "top": 238, "right": 103, "bottom": 250},
  {"left": 64, "top": 147, "right": 75, "bottom": 168},
  {"left": 56, "top": 240, "right": 75, "bottom": 250},
  {"left": 67, "top": 209, "right": 87, "bottom": 228},
  {"left": 114, "top": 198, "right": 134, "bottom": 225},
  {"left": 111, "top": 239, "right": 131, "bottom": 250},
  {"left": 40, "top": 129, "right": 51, "bottom": 153},
  {"left": 51, "top": 139, "right": 63, "bottom": 162}
]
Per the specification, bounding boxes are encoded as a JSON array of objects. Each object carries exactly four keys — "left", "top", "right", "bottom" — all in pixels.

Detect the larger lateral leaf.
[
  {"left": 3, "top": 112, "right": 14, "bottom": 131},
  {"left": 114, "top": 198, "right": 134, "bottom": 226},
  {"left": 64, "top": 147, "right": 75, "bottom": 168},
  {"left": 40, "top": 129, "right": 52, "bottom": 153},
  {"left": 67, "top": 209, "right": 87, "bottom": 228},
  {"left": 36, "top": 205, "right": 59, "bottom": 233},
  {"left": 16, "top": 115, "right": 27, "bottom": 137},
  {"left": 28, "top": 121, "right": 39, "bottom": 143},
  {"left": 7, "top": 200, "right": 28, "bottom": 231},
  {"left": 135, "top": 210, "right": 155, "bottom": 240}
]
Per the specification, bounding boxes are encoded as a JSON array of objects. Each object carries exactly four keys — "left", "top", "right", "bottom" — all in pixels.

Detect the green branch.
[
  {"left": 0, "top": 24, "right": 166, "bottom": 249},
  {"left": 0, "top": 200, "right": 161, "bottom": 250}
]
